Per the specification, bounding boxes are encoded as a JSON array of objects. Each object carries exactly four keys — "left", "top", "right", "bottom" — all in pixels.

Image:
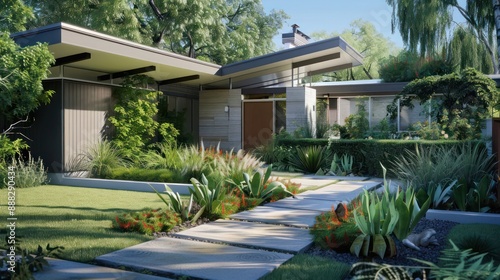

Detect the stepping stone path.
[{"left": 35, "top": 177, "right": 381, "bottom": 280}]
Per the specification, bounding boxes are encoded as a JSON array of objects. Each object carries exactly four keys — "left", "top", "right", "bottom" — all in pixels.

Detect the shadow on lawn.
[{"left": 10, "top": 204, "right": 156, "bottom": 213}]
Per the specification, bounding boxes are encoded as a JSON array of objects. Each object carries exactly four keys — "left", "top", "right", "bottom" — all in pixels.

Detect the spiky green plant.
[
  {"left": 71, "top": 140, "right": 125, "bottom": 178},
  {"left": 350, "top": 186, "right": 399, "bottom": 259},
  {"left": 189, "top": 174, "right": 225, "bottom": 218},
  {"left": 289, "top": 145, "right": 327, "bottom": 173}
]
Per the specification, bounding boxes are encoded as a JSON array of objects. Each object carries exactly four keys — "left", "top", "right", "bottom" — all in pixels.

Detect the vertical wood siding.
[{"left": 63, "top": 81, "right": 112, "bottom": 171}]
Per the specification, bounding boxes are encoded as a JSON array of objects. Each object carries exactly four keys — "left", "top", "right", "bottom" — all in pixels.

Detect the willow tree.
[
  {"left": 448, "top": 26, "right": 494, "bottom": 74},
  {"left": 386, "top": 0, "right": 498, "bottom": 73}
]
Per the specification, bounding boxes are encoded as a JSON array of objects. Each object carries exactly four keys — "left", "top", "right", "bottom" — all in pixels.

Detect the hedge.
[
  {"left": 101, "top": 167, "right": 180, "bottom": 183},
  {"left": 276, "top": 139, "right": 487, "bottom": 177}
]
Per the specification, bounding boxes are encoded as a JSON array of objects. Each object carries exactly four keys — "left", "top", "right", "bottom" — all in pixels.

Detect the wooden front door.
[{"left": 243, "top": 101, "right": 273, "bottom": 150}]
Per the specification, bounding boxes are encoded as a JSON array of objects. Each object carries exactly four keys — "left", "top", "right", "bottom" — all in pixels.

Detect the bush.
[
  {"left": 0, "top": 154, "right": 48, "bottom": 188},
  {"left": 275, "top": 138, "right": 485, "bottom": 177},
  {"left": 112, "top": 208, "right": 181, "bottom": 235},
  {"left": 71, "top": 140, "right": 125, "bottom": 178},
  {"left": 103, "top": 167, "right": 179, "bottom": 182}
]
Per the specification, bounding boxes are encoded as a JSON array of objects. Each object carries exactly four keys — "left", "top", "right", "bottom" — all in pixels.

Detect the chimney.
[{"left": 282, "top": 24, "right": 311, "bottom": 49}]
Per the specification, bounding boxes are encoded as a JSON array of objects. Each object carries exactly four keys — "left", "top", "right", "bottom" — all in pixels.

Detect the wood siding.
[
  {"left": 63, "top": 81, "right": 113, "bottom": 171},
  {"left": 199, "top": 89, "right": 242, "bottom": 150}
]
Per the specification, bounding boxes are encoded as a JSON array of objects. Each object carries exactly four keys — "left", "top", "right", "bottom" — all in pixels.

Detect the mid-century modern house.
[
  {"left": 11, "top": 22, "right": 366, "bottom": 173},
  {"left": 10, "top": 23, "right": 500, "bottom": 176}
]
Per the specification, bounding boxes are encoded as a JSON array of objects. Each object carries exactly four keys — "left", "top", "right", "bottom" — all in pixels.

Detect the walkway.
[{"left": 34, "top": 176, "right": 381, "bottom": 280}]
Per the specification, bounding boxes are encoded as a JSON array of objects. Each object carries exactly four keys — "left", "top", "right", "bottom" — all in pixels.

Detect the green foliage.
[
  {"left": 452, "top": 175, "right": 497, "bottom": 212},
  {"left": 73, "top": 140, "right": 125, "bottom": 178},
  {"left": 386, "top": 0, "right": 497, "bottom": 73},
  {"left": 25, "top": 0, "right": 146, "bottom": 43},
  {"left": 139, "top": 142, "right": 181, "bottom": 170},
  {"left": 228, "top": 165, "right": 292, "bottom": 204},
  {"left": 388, "top": 68, "right": 499, "bottom": 140},
  {"left": 289, "top": 145, "right": 327, "bottom": 174},
  {"left": 347, "top": 262, "right": 414, "bottom": 280},
  {"left": 189, "top": 174, "right": 226, "bottom": 218},
  {"left": 0, "top": 153, "right": 48, "bottom": 189},
  {"left": 276, "top": 138, "right": 481, "bottom": 177},
  {"left": 371, "top": 118, "right": 397, "bottom": 139},
  {"left": 328, "top": 153, "right": 354, "bottom": 176},
  {"left": 379, "top": 50, "right": 453, "bottom": 82},
  {"left": 112, "top": 208, "right": 181, "bottom": 235},
  {"left": 350, "top": 187, "right": 399, "bottom": 259},
  {"left": 109, "top": 76, "right": 176, "bottom": 158},
  {"left": 0, "top": 32, "right": 54, "bottom": 122},
  {"left": 344, "top": 98, "right": 369, "bottom": 139},
  {"left": 261, "top": 254, "right": 350, "bottom": 280},
  {"left": 391, "top": 142, "right": 495, "bottom": 194},
  {"left": 0, "top": 134, "right": 27, "bottom": 168},
  {"left": 103, "top": 167, "right": 178, "bottom": 183},
  {"left": 448, "top": 25, "right": 494, "bottom": 74},
  {"left": 413, "top": 240, "right": 500, "bottom": 280},
  {"left": 311, "top": 20, "right": 399, "bottom": 81},
  {"left": 0, "top": 0, "right": 34, "bottom": 32},
  {"left": 151, "top": 185, "right": 204, "bottom": 223},
  {"left": 310, "top": 203, "right": 360, "bottom": 252},
  {"left": 454, "top": 234, "right": 500, "bottom": 265},
  {"left": 1, "top": 240, "right": 64, "bottom": 280}
]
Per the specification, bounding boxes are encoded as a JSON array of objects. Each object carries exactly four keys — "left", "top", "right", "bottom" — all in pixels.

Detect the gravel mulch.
[{"left": 306, "top": 218, "right": 459, "bottom": 267}]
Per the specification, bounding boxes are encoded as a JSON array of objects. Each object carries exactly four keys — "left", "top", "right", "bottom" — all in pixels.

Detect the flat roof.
[{"left": 12, "top": 22, "right": 363, "bottom": 89}]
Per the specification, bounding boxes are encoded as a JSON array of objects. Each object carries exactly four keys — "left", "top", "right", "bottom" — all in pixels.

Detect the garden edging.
[
  {"left": 48, "top": 173, "right": 192, "bottom": 194},
  {"left": 425, "top": 209, "right": 500, "bottom": 225}
]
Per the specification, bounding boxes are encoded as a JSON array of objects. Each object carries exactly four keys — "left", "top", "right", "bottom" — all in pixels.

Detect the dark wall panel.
[{"left": 27, "top": 80, "right": 64, "bottom": 172}]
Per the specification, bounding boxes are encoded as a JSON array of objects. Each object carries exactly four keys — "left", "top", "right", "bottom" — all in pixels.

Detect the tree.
[
  {"left": 311, "top": 20, "right": 399, "bottom": 81},
  {"left": 25, "top": 0, "right": 146, "bottom": 43},
  {"left": 379, "top": 50, "right": 454, "bottom": 82},
  {"left": 447, "top": 25, "right": 494, "bottom": 74},
  {"left": 386, "top": 0, "right": 498, "bottom": 73},
  {"left": 388, "top": 68, "right": 499, "bottom": 139},
  {"left": 26, "top": 0, "right": 287, "bottom": 64},
  {"left": 0, "top": 33, "right": 54, "bottom": 123},
  {"left": 138, "top": 0, "right": 287, "bottom": 64},
  {"left": 0, "top": 0, "right": 34, "bottom": 32}
]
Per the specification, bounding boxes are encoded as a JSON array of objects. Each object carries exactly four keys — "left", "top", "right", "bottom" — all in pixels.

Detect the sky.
[{"left": 262, "top": 0, "right": 468, "bottom": 50}]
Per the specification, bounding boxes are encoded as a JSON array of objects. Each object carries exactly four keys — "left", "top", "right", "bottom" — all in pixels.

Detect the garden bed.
[{"left": 48, "top": 173, "right": 192, "bottom": 194}]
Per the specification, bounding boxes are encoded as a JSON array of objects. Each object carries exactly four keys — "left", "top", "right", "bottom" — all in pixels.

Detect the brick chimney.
[{"left": 282, "top": 24, "right": 310, "bottom": 49}]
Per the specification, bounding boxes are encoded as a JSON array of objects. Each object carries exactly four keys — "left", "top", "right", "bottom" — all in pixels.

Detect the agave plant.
[
  {"left": 329, "top": 153, "right": 354, "bottom": 176},
  {"left": 228, "top": 165, "right": 294, "bottom": 203},
  {"left": 189, "top": 174, "right": 225, "bottom": 217},
  {"left": 150, "top": 184, "right": 204, "bottom": 223},
  {"left": 350, "top": 180, "right": 399, "bottom": 259}
]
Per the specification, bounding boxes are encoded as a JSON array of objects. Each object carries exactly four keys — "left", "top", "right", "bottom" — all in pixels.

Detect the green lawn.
[{"left": 0, "top": 185, "right": 170, "bottom": 263}]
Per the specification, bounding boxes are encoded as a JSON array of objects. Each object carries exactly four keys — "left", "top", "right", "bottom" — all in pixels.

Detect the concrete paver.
[
  {"left": 230, "top": 206, "right": 322, "bottom": 227},
  {"left": 297, "top": 180, "right": 381, "bottom": 201},
  {"left": 96, "top": 237, "right": 293, "bottom": 280},
  {"left": 173, "top": 219, "right": 313, "bottom": 253},
  {"left": 265, "top": 196, "right": 339, "bottom": 212},
  {"left": 33, "top": 258, "right": 169, "bottom": 280}
]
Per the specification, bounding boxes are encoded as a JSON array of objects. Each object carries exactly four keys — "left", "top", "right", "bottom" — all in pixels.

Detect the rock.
[{"left": 402, "top": 229, "right": 439, "bottom": 251}]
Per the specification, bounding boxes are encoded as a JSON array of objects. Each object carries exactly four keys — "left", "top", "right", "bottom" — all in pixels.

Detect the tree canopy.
[
  {"left": 311, "top": 20, "right": 399, "bottom": 81},
  {"left": 1, "top": 1, "right": 54, "bottom": 124},
  {"left": 25, "top": 0, "right": 287, "bottom": 64},
  {"left": 386, "top": 0, "right": 498, "bottom": 73}
]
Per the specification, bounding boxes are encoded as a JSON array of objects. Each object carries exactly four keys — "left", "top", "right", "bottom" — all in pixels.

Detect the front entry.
[{"left": 243, "top": 101, "right": 273, "bottom": 149}]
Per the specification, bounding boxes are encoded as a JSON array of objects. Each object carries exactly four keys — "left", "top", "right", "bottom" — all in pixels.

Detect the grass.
[
  {"left": 261, "top": 254, "right": 350, "bottom": 280},
  {"left": 0, "top": 185, "right": 174, "bottom": 263}
]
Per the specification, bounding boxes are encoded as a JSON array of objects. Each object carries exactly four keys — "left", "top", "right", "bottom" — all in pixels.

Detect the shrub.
[
  {"left": 103, "top": 167, "right": 179, "bottom": 182},
  {"left": 344, "top": 98, "right": 369, "bottom": 139},
  {"left": 310, "top": 203, "right": 360, "bottom": 252},
  {"left": 275, "top": 138, "right": 482, "bottom": 176},
  {"left": 289, "top": 145, "right": 328, "bottom": 174},
  {"left": 138, "top": 142, "right": 181, "bottom": 170},
  {"left": 72, "top": 140, "right": 125, "bottom": 178},
  {"left": 1, "top": 153, "right": 48, "bottom": 188},
  {"left": 112, "top": 208, "right": 181, "bottom": 235}
]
